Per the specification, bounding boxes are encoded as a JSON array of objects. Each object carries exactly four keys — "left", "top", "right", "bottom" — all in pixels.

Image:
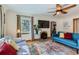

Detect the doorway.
[{"left": 73, "top": 18, "right": 79, "bottom": 33}]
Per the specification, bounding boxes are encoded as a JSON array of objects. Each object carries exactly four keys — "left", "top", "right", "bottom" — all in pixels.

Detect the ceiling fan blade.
[
  {"left": 61, "top": 10, "right": 68, "bottom": 14},
  {"left": 53, "top": 12, "right": 57, "bottom": 16},
  {"left": 62, "top": 4, "right": 76, "bottom": 10}
]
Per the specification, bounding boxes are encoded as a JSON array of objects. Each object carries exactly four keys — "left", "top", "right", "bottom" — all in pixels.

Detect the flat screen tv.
[{"left": 38, "top": 20, "right": 49, "bottom": 28}]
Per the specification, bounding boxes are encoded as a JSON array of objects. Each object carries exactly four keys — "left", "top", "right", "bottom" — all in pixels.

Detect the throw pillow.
[
  {"left": 59, "top": 33, "right": 64, "bottom": 38},
  {"left": 0, "top": 42, "right": 17, "bottom": 55},
  {"left": 8, "top": 40, "right": 19, "bottom": 51},
  {"left": 64, "top": 33, "right": 72, "bottom": 40}
]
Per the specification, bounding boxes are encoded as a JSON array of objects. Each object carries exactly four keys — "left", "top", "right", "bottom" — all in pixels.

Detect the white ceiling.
[
  {"left": 5, "top": 4, "right": 56, "bottom": 14},
  {"left": 5, "top": 4, "right": 79, "bottom": 15}
]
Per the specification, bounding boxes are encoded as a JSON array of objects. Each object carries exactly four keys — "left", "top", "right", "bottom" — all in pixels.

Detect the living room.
[{"left": 0, "top": 4, "right": 79, "bottom": 55}]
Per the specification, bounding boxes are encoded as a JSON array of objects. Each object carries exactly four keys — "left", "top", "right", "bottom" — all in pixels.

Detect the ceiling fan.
[{"left": 48, "top": 4, "right": 77, "bottom": 16}]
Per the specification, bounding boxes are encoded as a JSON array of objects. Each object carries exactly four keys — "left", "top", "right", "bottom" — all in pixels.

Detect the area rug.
[{"left": 28, "top": 40, "right": 77, "bottom": 55}]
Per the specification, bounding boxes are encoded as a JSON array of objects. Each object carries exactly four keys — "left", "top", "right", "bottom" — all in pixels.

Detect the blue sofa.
[{"left": 52, "top": 32, "right": 79, "bottom": 54}]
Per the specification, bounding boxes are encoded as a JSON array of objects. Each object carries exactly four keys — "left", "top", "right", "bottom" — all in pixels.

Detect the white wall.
[
  {"left": 6, "top": 10, "right": 55, "bottom": 40},
  {"left": 53, "top": 6, "right": 79, "bottom": 33},
  {"left": 6, "top": 10, "right": 33, "bottom": 40},
  {"left": 6, "top": 10, "right": 17, "bottom": 37}
]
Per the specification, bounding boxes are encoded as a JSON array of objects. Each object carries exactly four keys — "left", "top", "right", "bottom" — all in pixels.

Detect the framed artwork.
[
  {"left": 20, "top": 16, "right": 31, "bottom": 34},
  {"left": 63, "top": 21, "right": 70, "bottom": 29}
]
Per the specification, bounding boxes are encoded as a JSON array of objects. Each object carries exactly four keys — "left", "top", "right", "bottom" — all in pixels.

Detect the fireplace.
[{"left": 40, "top": 31, "right": 47, "bottom": 39}]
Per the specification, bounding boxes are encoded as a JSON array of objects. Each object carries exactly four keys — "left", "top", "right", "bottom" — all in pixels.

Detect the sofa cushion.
[
  {"left": 0, "top": 42, "right": 17, "bottom": 55},
  {"left": 59, "top": 33, "right": 64, "bottom": 38},
  {"left": 64, "top": 33, "right": 72, "bottom": 40},
  {"left": 0, "top": 37, "right": 19, "bottom": 51},
  {"left": 53, "top": 33, "right": 59, "bottom": 37},
  {"left": 58, "top": 32, "right": 64, "bottom": 36},
  {"left": 8, "top": 40, "right": 19, "bottom": 51},
  {"left": 73, "top": 33, "right": 79, "bottom": 41}
]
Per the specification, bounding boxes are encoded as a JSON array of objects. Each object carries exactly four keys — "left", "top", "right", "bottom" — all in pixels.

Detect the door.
[{"left": 73, "top": 18, "right": 79, "bottom": 33}]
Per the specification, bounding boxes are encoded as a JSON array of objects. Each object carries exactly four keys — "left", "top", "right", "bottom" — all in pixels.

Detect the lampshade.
[{"left": 17, "top": 29, "right": 20, "bottom": 33}]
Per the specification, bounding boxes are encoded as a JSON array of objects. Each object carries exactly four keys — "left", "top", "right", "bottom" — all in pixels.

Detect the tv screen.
[{"left": 38, "top": 20, "right": 49, "bottom": 28}]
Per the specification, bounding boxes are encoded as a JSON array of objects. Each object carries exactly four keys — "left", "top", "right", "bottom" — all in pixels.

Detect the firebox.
[{"left": 40, "top": 31, "right": 47, "bottom": 39}]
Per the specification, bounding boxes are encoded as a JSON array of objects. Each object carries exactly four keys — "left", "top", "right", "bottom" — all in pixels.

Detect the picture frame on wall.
[{"left": 63, "top": 21, "right": 71, "bottom": 29}]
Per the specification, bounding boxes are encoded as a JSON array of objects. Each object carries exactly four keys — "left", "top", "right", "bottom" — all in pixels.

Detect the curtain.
[
  {"left": 0, "top": 5, "right": 4, "bottom": 38},
  {"left": 0, "top": 5, "right": 2, "bottom": 38}
]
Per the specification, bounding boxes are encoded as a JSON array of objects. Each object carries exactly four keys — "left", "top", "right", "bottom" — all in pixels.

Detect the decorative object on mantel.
[{"left": 33, "top": 25, "right": 40, "bottom": 34}]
